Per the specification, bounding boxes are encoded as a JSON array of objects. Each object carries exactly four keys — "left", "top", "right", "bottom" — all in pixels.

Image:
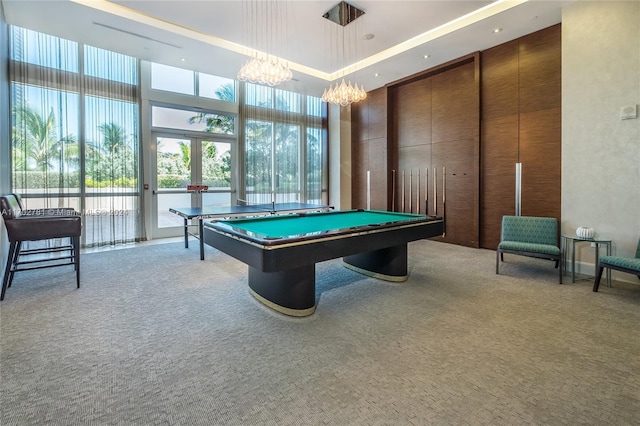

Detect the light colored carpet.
[{"left": 1, "top": 240, "right": 639, "bottom": 425}]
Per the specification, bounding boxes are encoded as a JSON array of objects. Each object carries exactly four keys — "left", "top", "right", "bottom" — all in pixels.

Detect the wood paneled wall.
[
  {"left": 391, "top": 77, "right": 431, "bottom": 213},
  {"left": 351, "top": 88, "right": 389, "bottom": 210},
  {"left": 480, "top": 24, "right": 561, "bottom": 249},
  {"left": 388, "top": 55, "right": 480, "bottom": 247},
  {"left": 350, "top": 24, "right": 561, "bottom": 249}
]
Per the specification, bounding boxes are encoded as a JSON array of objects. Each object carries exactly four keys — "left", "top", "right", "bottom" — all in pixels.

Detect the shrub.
[
  {"left": 13, "top": 171, "right": 80, "bottom": 189},
  {"left": 158, "top": 175, "right": 186, "bottom": 189}
]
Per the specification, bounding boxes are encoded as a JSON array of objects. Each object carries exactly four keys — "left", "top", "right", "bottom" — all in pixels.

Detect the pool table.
[{"left": 203, "top": 209, "right": 444, "bottom": 316}]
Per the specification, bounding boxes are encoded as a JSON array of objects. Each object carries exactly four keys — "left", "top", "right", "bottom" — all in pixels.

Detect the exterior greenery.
[
  {"left": 12, "top": 104, "right": 138, "bottom": 190},
  {"left": 157, "top": 83, "right": 234, "bottom": 189},
  {"left": 12, "top": 84, "right": 323, "bottom": 201}
]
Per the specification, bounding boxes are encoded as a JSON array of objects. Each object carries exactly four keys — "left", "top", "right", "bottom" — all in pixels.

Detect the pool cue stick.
[
  {"left": 417, "top": 169, "right": 420, "bottom": 214},
  {"left": 391, "top": 170, "right": 396, "bottom": 212},
  {"left": 401, "top": 170, "right": 405, "bottom": 213},
  {"left": 425, "top": 168, "right": 428, "bottom": 215},
  {"left": 442, "top": 166, "right": 446, "bottom": 237},
  {"left": 433, "top": 168, "right": 437, "bottom": 215},
  {"left": 366, "top": 170, "right": 371, "bottom": 210},
  {"left": 409, "top": 170, "right": 413, "bottom": 213}
]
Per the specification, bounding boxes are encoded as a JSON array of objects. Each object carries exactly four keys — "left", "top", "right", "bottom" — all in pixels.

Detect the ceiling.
[{"left": 1, "top": 0, "right": 571, "bottom": 97}]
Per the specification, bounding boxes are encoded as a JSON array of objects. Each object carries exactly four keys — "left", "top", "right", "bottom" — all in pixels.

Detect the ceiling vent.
[{"left": 92, "top": 22, "right": 182, "bottom": 48}]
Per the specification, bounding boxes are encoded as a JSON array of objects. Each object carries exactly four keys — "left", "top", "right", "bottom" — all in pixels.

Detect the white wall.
[
  {"left": 328, "top": 103, "right": 352, "bottom": 210},
  {"left": 562, "top": 1, "right": 640, "bottom": 279}
]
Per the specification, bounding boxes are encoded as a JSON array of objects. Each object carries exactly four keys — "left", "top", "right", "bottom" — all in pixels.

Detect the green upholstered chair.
[
  {"left": 593, "top": 238, "right": 640, "bottom": 292},
  {"left": 496, "top": 215, "right": 562, "bottom": 284}
]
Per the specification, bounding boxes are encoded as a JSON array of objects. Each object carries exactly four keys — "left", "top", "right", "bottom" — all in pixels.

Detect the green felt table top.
[{"left": 217, "top": 210, "right": 426, "bottom": 239}]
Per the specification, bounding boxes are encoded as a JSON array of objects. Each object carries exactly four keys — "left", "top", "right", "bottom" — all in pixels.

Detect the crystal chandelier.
[
  {"left": 237, "top": 56, "right": 293, "bottom": 86},
  {"left": 321, "top": 1, "right": 367, "bottom": 106},
  {"left": 237, "top": 0, "right": 292, "bottom": 86},
  {"left": 321, "top": 79, "right": 367, "bottom": 106}
]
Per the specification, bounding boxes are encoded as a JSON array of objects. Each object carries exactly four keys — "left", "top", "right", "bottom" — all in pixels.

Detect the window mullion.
[{"left": 78, "top": 42, "right": 86, "bottom": 236}]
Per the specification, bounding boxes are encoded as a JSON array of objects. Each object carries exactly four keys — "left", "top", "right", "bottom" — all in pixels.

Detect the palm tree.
[
  {"left": 245, "top": 119, "right": 273, "bottom": 192},
  {"left": 12, "top": 105, "right": 74, "bottom": 171},
  {"left": 188, "top": 112, "right": 235, "bottom": 134},
  {"left": 214, "top": 83, "right": 235, "bottom": 102},
  {"left": 202, "top": 141, "right": 217, "bottom": 160},
  {"left": 188, "top": 83, "right": 236, "bottom": 134},
  {"left": 12, "top": 105, "right": 79, "bottom": 198},
  {"left": 97, "top": 123, "right": 128, "bottom": 155},
  {"left": 87, "top": 122, "right": 137, "bottom": 186},
  {"left": 178, "top": 141, "right": 191, "bottom": 170}
]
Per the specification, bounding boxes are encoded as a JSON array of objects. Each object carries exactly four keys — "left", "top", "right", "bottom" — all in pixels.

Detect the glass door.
[
  {"left": 151, "top": 133, "right": 233, "bottom": 238},
  {"left": 200, "top": 140, "right": 233, "bottom": 208}
]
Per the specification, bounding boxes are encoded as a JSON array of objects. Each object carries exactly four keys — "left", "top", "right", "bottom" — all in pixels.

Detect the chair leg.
[
  {"left": 7, "top": 241, "right": 21, "bottom": 289},
  {"left": 7, "top": 241, "right": 21, "bottom": 288},
  {"left": 496, "top": 250, "right": 500, "bottom": 274},
  {"left": 593, "top": 266, "right": 605, "bottom": 292},
  {"left": 1, "top": 242, "right": 18, "bottom": 301},
  {"left": 73, "top": 236, "right": 80, "bottom": 288},
  {"left": 558, "top": 258, "right": 562, "bottom": 284}
]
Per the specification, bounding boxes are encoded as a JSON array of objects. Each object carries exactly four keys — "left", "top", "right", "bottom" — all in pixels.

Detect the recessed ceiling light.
[
  {"left": 181, "top": 58, "right": 186, "bottom": 61},
  {"left": 374, "top": 73, "right": 380, "bottom": 77},
  {"left": 363, "top": 33, "right": 375, "bottom": 40},
  {"left": 423, "top": 54, "right": 430, "bottom": 59},
  {"left": 493, "top": 28, "right": 502, "bottom": 33}
]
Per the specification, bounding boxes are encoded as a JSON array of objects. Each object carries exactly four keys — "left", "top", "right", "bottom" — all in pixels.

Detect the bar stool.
[{"left": 1, "top": 194, "right": 82, "bottom": 301}]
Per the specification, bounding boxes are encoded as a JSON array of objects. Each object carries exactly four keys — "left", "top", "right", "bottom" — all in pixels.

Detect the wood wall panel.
[
  {"left": 480, "top": 24, "right": 561, "bottom": 249},
  {"left": 393, "top": 78, "right": 432, "bottom": 147},
  {"left": 519, "top": 25, "right": 561, "bottom": 114},
  {"left": 388, "top": 56, "right": 480, "bottom": 246},
  {"left": 481, "top": 40, "right": 519, "bottom": 121},
  {"left": 368, "top": 138, "right": 388, "bottom": 210},
  {"left": 480, "top": 115, "right": 519, "bottom": 249},
  {"left": 432, "top": 139, "right": 477, "bottom": 247},
  {"left": 431, "top": 62, "right": 478, "bottom": 144},
  {"left": 351, "top": 87, "right": 388, "bottom": 210},
  {"left": 430, "top": 59, "right": 479, "bottom": 247},
  {"left": 396, "top": 145, "right": 432, "bottom": 214},
  {"left": 388, "top": 54, "right": 479, "bottom": 247},
  {"left": 519, "top": 107, "right": 561, "bottom": 218},
  {"left": 368, "top": 89, "right": 388, "bottom": 140},
  {"left": 352, "top": 25, "right": 560, "bottom": 251},
  {"left": 352, "top": 102, "right": 366, "bottom": 142}
]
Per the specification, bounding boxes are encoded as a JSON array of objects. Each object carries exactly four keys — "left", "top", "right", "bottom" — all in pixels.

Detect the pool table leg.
[
  {"left": 248, "top": 265, "right": 316, "bottom": 317},
  {"left": 343, "top": 244, "right": 408, "bottom": 282}
]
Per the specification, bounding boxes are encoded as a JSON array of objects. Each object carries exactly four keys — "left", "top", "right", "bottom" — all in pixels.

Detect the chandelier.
[
  {"left": 237, "top": 0, "right": 293, "bottom": 86},
  {"left": 237, "top": 56, "right": 293, "bottom": 86},
  {"left": 322, "top": 79, "right": 367, "bottom": 106},
  {"left": 321, "top": 1, "right": 367, "bottom": 106}
]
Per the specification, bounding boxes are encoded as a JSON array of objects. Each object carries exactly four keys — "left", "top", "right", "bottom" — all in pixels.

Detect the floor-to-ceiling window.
[
  {"left": 9, "top": 26, "right": 142, "bottom": 247},
  {"left": 146, "top": 62, "right": 238, "bottom": 237},
  {"left": 242, "top": 83, "right": 326, "bottom": 204},
  {"left": 147, "top": 62, "right": 328, "bottom": 237},
  {"left": 7, "top": 25, "right": 328, "bottom": 245}
]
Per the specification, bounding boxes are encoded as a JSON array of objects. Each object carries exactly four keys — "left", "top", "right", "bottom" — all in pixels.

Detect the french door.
[{"left": 151, "top": 133, "right": 234, "bottom": 238}]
